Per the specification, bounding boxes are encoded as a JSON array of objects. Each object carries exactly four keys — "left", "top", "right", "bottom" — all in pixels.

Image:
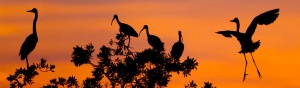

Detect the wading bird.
[
  {"left": 111, "top": 14, "right": 138, "bottom": 47},
  {"left": 216, "top": 8, "right": 279, "bottom": 81},
  {"left": 139, "top": 25, "right": 164, "bottom": 51},
  {"left": 171, "top": 31, "right": 184, "bottom": 62},
  {"left": 19, "top": 8, "right": 39, "bottom": 68}
]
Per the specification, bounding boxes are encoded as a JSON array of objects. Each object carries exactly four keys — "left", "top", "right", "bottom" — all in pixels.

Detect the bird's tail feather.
[
  {"left": 156, "top": 42, "right": 165, "bottom": 52},
  {"left": 253, "top": 40, "right": 260, "bottom": 50},
  {"left": 21, "top": 55, "right": 26, "bottom": 60},
  {"left": 238, "top": 40, "right": 260, "bottom": 53}
]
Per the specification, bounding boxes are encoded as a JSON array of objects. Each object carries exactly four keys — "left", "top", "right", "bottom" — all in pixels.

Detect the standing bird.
[
  {"left": 139, "top": 25, "right": 164, "bottom": 51},
  {"left": 171, "top": 31, "right": 184, "bottom": 62},
  {"left": 216, "top": 8, "right": 279, "bottom": 81},
  {"left": 19, "top": 8, "right": 39, "bottom": 69},
  {"left": 111, "top": 14, "right": 138, "bottom": 47}
]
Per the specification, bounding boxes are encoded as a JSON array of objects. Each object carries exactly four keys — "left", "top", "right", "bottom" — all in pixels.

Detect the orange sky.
[{"left": 1, "top": 0, "right": 300, "bottom": 88}]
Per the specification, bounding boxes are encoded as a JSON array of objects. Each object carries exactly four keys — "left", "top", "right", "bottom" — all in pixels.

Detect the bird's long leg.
[
  {"left": 126, "top": 35, "right": 134, "bottom": 56},
  {"left": 26, "top": 58, "right": 29, "bottom": 69},
  {"left": 243, "top": 53, "right": 248, "bottom": 81},
  {"left": 128, "top": 36, "right": 131, "bottom": 48},
  {"left": 250, "top": 53, "right": 262, "bottom": 79}
]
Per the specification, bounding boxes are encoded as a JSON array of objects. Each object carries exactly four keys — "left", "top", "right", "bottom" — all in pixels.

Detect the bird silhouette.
[
  {"left": 216, "top": 8, "right": 279, "bottom": 81},
  {"left": 19, "top": 8, "right": 39, "bottom": 69},
  {"left": 111, "top": 14, "right": 138, "bottom": 47},
  {"left": 139, "top": 25, "right": 164, "bottom": 51},
  {"left": 171, "top": 31, "right": 184, "bottom": 62}
]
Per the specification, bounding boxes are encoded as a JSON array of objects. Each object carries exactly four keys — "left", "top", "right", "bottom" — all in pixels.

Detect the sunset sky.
[{"left": 1, "top": 0, "right": 300, "bottom": 88}]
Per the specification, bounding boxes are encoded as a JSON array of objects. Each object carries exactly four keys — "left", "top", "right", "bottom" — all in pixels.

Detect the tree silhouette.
[
  {"left": 201, "top": 82, "right": 216, "bottom": 88},
  {"left": 7, "top": 58, "right": 55, "bottom": 88},
  {"left": 185, "top": 80, "right": 197, "bottom": 88},
  {"left": 43, "top": 76, "right": 79, "bottom": 88},
  {"left": 58, "top": 32, "right": 199, "bottom": 88}
]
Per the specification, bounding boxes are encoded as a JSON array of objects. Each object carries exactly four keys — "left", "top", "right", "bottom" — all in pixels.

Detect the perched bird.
[
  {"left": 139, "top": 25, "right": 164, "bottom": 51},
  {"left": 111, "top": 14, "right": 138, "bottom": 47},
  {"left": 19, "top": 8, "right": 39, "bottom": 68},
  {"left": 216, "top": 8, "right": 279, "bottom": 81},
  {"left": 171, "top": 31, "right": 184, "bottom": 62}
]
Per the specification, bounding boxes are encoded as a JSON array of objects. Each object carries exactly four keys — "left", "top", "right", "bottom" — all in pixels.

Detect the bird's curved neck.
[
  {"left": 115, "top": 16, "right": 121, "bottom": 25},
  {"left": 33, "top": 12, "right": 38, "bottom": 34},
  {"left": 145, "top": 28, "right": 150, "bottom": 37},
  {"left": 178, "top": 34, "right": 182, "bottom": 42},
  {"left": 236, "top": 21, "right": 240, "bottom": 32}
]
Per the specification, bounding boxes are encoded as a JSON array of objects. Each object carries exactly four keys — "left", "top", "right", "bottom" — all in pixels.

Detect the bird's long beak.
[
  {"left": 111, "top": 17, "right": 115, "bottom": 25},
  {"left": 230, "top": 19, "right": 235, "bottom": 22},
  {"left": 139, "top": 28, "right": 145, "bottom": 36},
  {"left": 27, "top": 10, "right": 34, "bottom": 12}
]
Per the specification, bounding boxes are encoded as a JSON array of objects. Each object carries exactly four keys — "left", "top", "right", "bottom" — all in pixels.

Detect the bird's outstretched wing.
[
  {"left": 216, "top": 30, "right": 243, "bottom": 38},
  {"left": 255, "top": 8, "right": 279, "bottom": 25},
  {"left": 246, "top": 8, "right": 279, "bottom": 36}
]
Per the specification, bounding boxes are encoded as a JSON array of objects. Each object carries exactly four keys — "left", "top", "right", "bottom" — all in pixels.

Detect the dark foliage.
[
  {"left": 185, "top": 80, "right": 197, "bottom": 88},
  {"left": 65, "top": 33, "right": 198, "bottom": 87},
  {"left": 71, "top": 43, "right": 95, "bottom": 67},
  {"left": 201, "top": 81, "right": 216, "bottom": 88},
  {"left": 43, "top": 76, "right": 79, "bottom": 88},
  {"left": 7, "top": 58, "right": 55, "bottom": 88}
]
